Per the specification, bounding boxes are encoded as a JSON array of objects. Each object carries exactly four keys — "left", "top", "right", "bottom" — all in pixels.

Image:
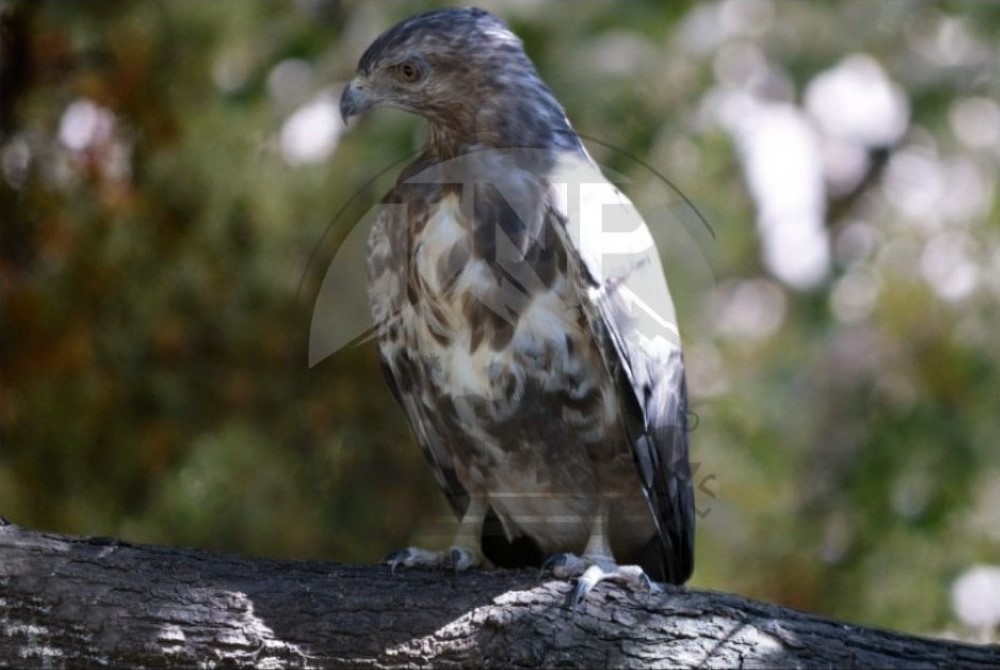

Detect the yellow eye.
[{"left": 396, "top": 61, "right": 422, "bottom": 83}]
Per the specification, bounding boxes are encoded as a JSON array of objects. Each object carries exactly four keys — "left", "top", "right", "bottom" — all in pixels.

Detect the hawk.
[{"left": 341, "top": 7, "right": 694, "bottom": 602}]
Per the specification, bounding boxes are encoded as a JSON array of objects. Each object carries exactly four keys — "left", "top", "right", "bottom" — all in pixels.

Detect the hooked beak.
[{"left": 340, "top": 79, "right": 372, "bottom": 123}]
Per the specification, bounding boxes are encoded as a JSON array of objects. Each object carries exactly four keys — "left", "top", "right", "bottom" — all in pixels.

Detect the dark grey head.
[{"left": 340, "top": 7, "right": 577, "bottom": 152}]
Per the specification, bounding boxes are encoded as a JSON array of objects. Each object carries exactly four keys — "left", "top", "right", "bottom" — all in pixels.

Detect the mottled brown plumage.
[{"left": 343, "top": 7, "right": 694, "bottom": 595}]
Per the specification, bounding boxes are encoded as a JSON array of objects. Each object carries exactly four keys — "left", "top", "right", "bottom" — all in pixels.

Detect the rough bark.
[{"left": 0, "top": 519, "right": 996, "bottom": 669}]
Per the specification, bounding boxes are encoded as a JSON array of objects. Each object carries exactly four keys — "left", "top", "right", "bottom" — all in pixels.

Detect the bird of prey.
[{"left": 341, "top": 7, "right": 695, "bottom": 603}]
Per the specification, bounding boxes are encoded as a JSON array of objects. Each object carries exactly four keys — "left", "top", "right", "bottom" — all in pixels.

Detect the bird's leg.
[
  {"left": 540, "top": 502, "right": 661, "bottom": 607},
  {"left": 384, "top": 498, "right": 487, "bottom": 574}
]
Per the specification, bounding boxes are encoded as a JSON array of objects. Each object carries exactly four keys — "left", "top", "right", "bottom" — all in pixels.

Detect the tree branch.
[{"left": 0, "top": 519, "right": 996, "bottom": 669}]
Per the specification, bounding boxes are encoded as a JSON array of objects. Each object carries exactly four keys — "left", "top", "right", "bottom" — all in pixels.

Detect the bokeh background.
[{"left": 2, "top": 0, "right": 998, "bottom": 641}]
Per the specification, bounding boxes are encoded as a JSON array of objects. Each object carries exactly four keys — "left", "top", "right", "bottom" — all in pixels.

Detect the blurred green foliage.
[{"left": 2, "top": 0, "right": 998, "bottom": 639}]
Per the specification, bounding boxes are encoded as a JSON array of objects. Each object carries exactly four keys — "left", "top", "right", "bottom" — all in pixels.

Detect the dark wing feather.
[{"left": 548, "top": 154, "right": 695, "bottom": 584}]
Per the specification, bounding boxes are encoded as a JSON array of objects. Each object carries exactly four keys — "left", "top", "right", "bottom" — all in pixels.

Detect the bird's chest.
[
  {"left": 407, "top": 197, "right": 472, "bottom": 351},
  {"left": 372, "top": 196, "right": 600, "bottom": 414},
  {"left": 402, "top": 198, "right": 540, "bottom": 399}
]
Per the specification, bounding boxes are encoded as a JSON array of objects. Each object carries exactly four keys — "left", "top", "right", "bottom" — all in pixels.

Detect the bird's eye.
[{"left": 395, "top": 61, "right": 423, "bottom": 83}]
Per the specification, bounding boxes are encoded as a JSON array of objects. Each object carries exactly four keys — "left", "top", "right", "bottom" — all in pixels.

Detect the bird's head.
[
  {"left": 340, "top": 7, "right": 528, "bottom": 123},
  {"left": 340, "top": 7, "right": 568, "bottom": 150}
]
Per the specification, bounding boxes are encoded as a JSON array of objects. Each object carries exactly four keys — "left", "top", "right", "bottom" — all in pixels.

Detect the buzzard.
[{"left": 341, "top": 7, "right": 694, "bottom": 602}]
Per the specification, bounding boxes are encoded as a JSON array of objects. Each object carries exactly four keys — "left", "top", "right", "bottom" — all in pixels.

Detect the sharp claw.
[
  {"left": 539, "top": 554, "right": 563, "bottom": 577},
  {"left": 383, "top": 549, "right": 412, "bottom": 576},
  {"left": 383, "top": 553, "right": 398, "bottom": 575},
  {"left": 544, "top": 554, "right": 657, "bottom": 605},
  {"left": 567, "top": 578, "right": 592, "bottom": 609}
]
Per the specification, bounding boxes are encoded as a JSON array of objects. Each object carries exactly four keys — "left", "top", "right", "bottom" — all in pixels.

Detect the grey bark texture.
[{"left": 1, "top": 519, "right": 997, "bottom": 669}]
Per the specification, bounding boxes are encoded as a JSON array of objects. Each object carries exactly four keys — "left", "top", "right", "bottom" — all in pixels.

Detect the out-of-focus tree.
[{"left": 1, "top": 0, "right": 997, "bottom": 640}]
